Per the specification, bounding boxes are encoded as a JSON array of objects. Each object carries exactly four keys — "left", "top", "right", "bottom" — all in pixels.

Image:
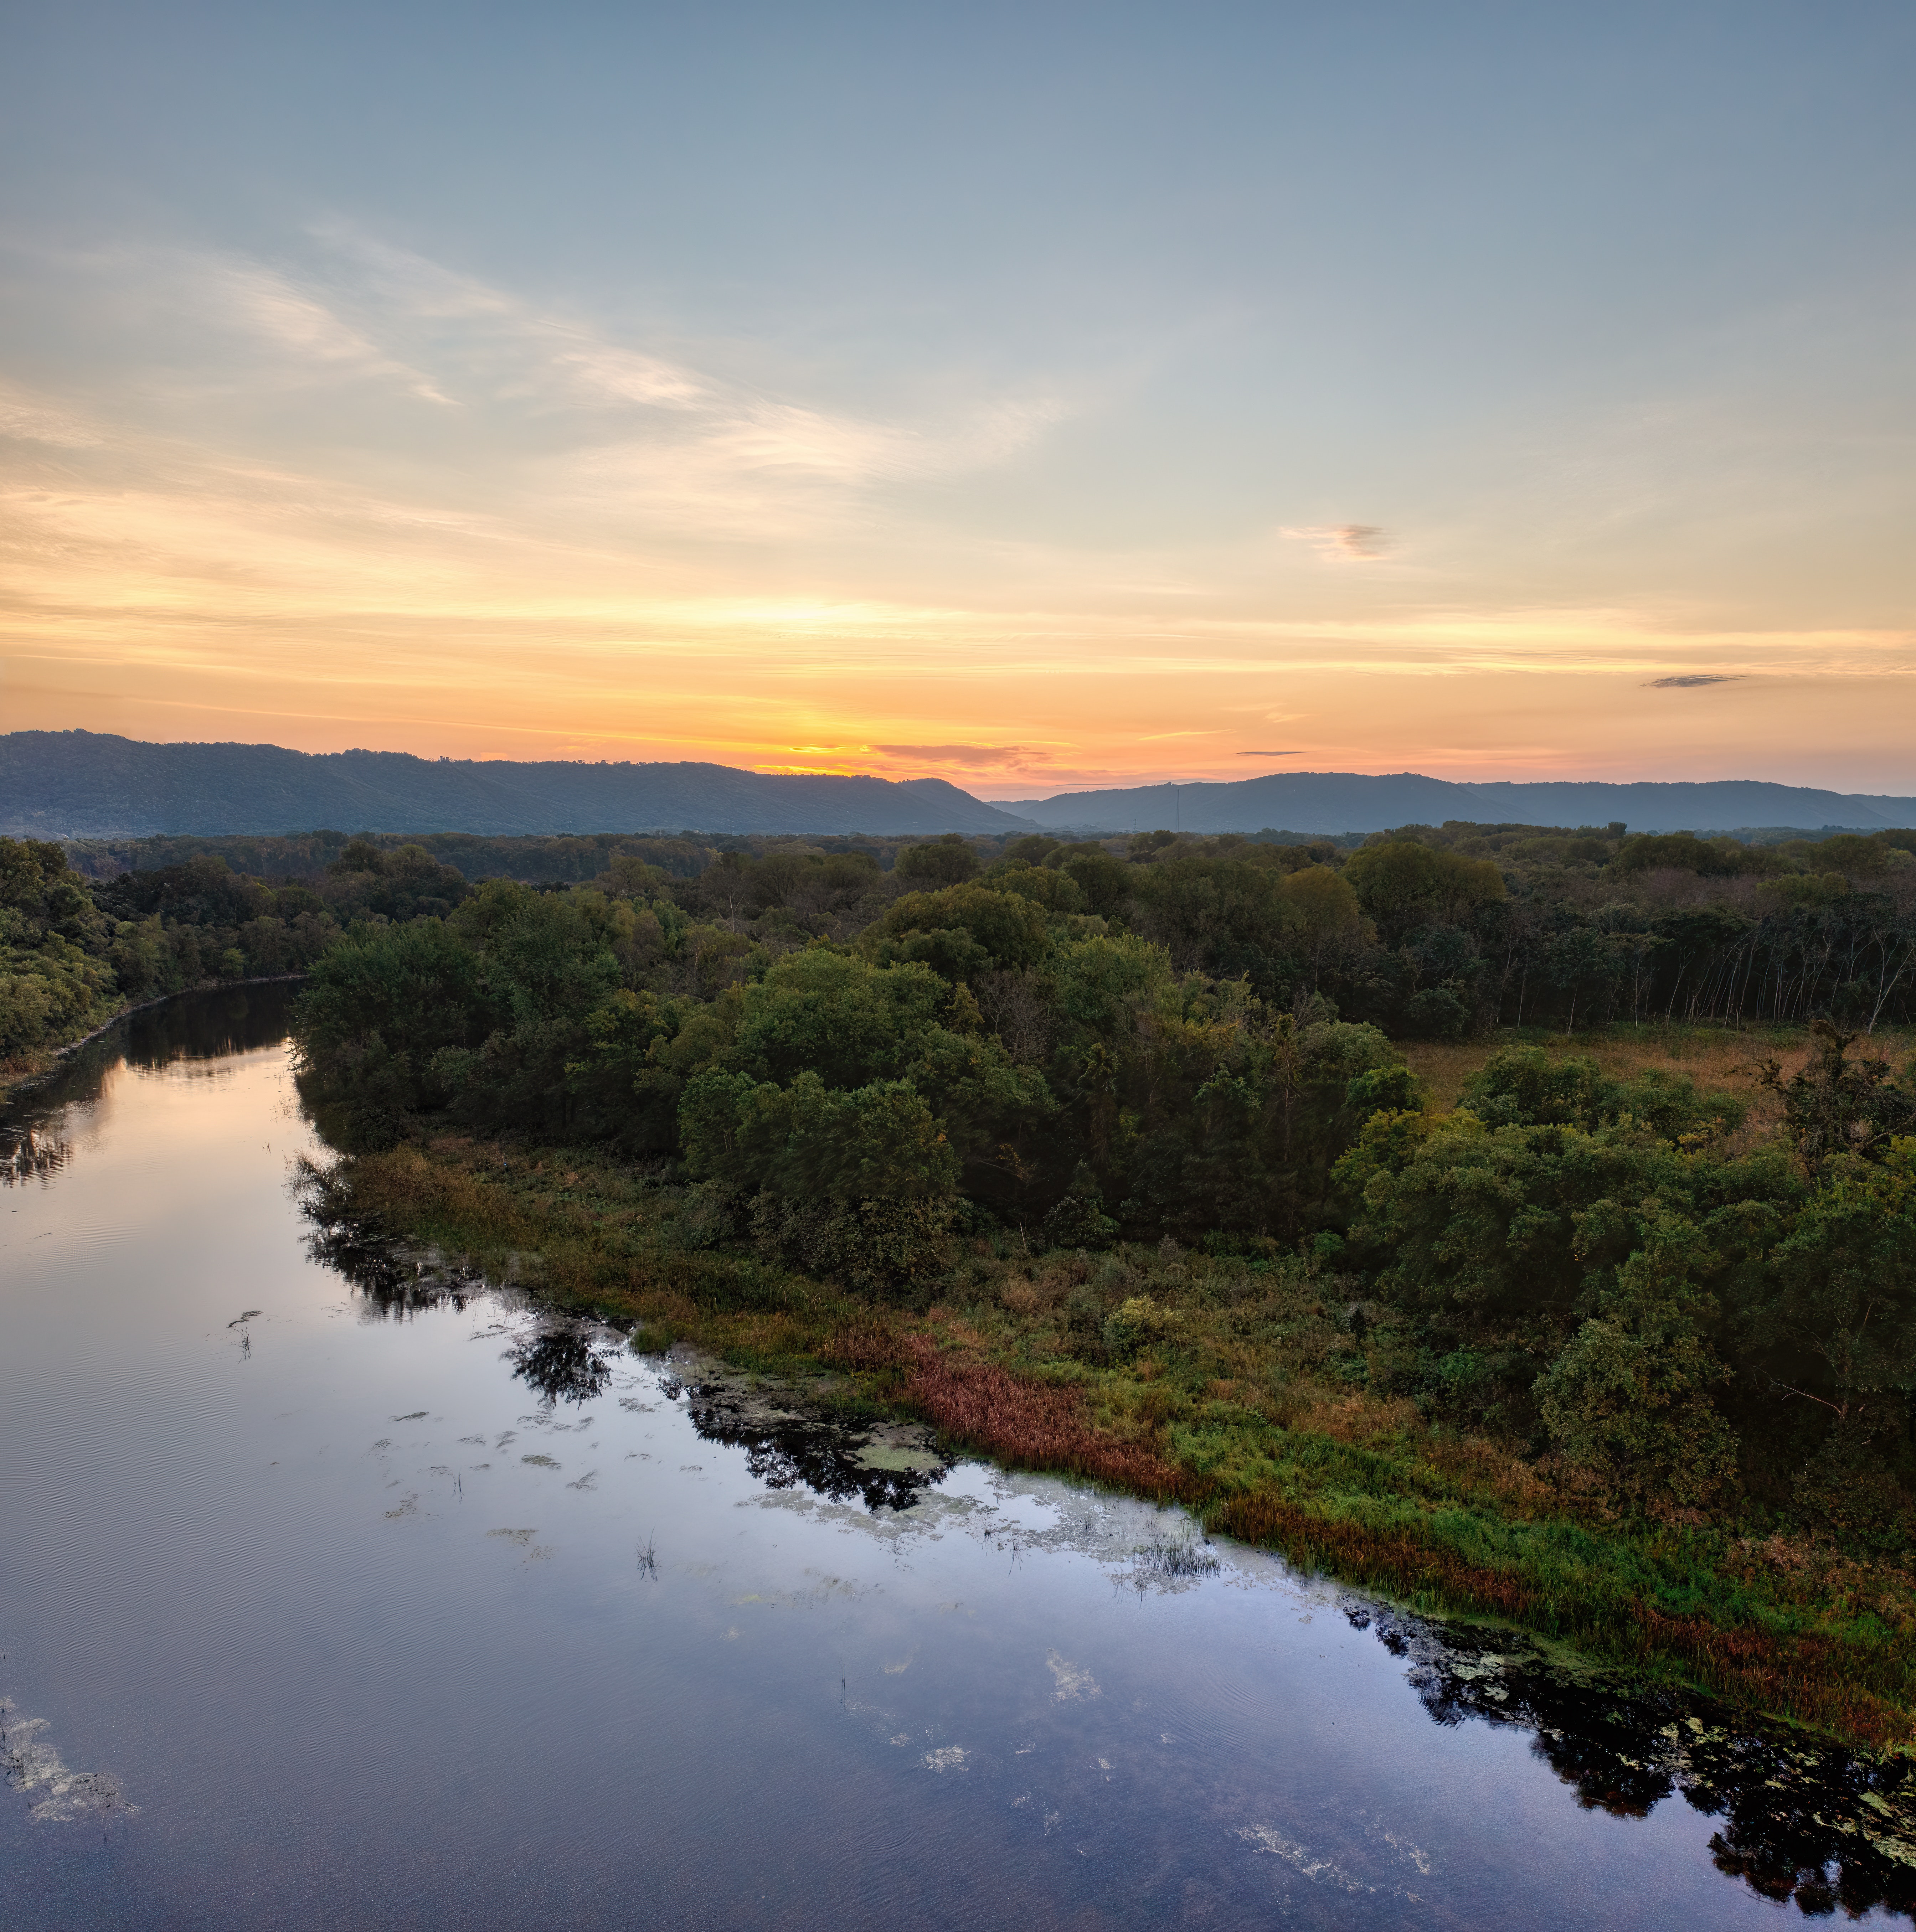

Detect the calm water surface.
[{"left": 2, "top": 989, "right": 1911, "bottom": 1930}]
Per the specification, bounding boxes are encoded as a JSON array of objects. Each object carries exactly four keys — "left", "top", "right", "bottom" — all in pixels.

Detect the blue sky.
[{"left": 3, "top": 1, "right": 1912, "bottom": 792}]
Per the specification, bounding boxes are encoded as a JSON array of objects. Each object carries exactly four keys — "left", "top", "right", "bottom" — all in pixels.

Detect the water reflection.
[
  {"left": 674, "top": 1368, "right": 955, "bottom": 1512},
  {"left": 1360, "top": 1604, "right": 1916, "bottom": 1918},
  {"left": 2, "top": 1126, "right": 71, "bottom": 1186},
  {"left": 12, "top": 986, "right": 1915, "bottom": 1927},
  {"left": 510, "top": 1326, "right": 613, "bottom": 1404},
  {"left": 292, "top": 1166, "right": 962, "bottom": 1512},
  {"left": 290, "top": 1154, "right": 490, "bottom": 1316},
  {"left": 2, "top": 983, "right": 301, "bottom": 1185}
]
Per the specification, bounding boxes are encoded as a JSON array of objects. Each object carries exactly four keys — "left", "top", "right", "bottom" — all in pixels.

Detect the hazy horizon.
[{"left": 4, "top": 3, "right": 1913, "bottom": 796}]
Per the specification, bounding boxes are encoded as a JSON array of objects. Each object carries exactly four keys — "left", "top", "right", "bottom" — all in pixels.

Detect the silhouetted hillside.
[
  {"left": 996, "top": 770, "right": 1916, "bottom": 834},
  {"left": 11, "top": 732, "right": 1909, "bottom": 840},
  {"left": 0, "top": 732, "right": 1038, "bottom": 837}
]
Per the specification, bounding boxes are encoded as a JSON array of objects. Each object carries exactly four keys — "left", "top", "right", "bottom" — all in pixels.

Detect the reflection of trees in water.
[
  {"left": 295, "top": 1154, "right": 943, "bottom": 1505},
  {"left": 2, "top": 983, "right": 303, "bottom": 1185},
  {"left": 675, "top": 1380, "right": 952, "bottom": 1512},
  {"left": 294, "top": 1156, "right": 482, "bottom": 1317},
  {"left": 1350, "top": 1603, "right": 1916, "bottom": 1920},
  {"left": 510, "top": 1328, "right": 611, "bottom": 1404},
  {"left": 295, "top": 1155, "right": 611, "bottom": 1396},
  {"left": 2, "top": 1126, "right": 71, "bottom": 1186},
  {"left": 118, "top": 982, "right": 302, "bottom": 1073},
  {"left": 304, "top": 1215, "right": 483, "bottom": 1316}
]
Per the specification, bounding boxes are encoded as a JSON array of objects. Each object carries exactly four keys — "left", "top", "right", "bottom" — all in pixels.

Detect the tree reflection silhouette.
[
  {"left": 2, "top": 1125, "right": 71, "bottom": 1185},
  {"left": 1351, "top": 1603, "right": 1916, "bottom": 1918},
  {"left": 672, "top": 1378, "right": 953, "bottom": 1512},
  {"left": 292, "top": 1136, "right": 1915, "bottom": 1922},
  {"left": 509, "top": 1327, "right": 611, "bottom": 1404}
]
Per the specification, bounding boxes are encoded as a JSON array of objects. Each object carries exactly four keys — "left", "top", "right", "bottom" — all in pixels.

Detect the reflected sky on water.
[{"left": 2, "top": 988, "right": 1911, "bottom": 1930}]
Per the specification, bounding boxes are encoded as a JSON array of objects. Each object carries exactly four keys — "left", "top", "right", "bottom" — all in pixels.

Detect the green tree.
[
  {"left": 680, "top": 1068, "right": 960, "bottom": 1287},
  {"left": 1756, "top": 1022, "right": 1916, "bottom": 1171},
  {"left": 1535, "top": 1213, "right": 1739, "bottom": 1508},
  {"left": 1750, "top": 1141, "right": 1916, "bottom": 1425},
  {"left": 865, "top": 884, "right": 1052, "bottom": 974},
  {"left": 291, "top": 920, "right": 488, "bottom": 1147},
  {"left": 895, "top": 837, "right": 981, "bottom": 886},
  {"left": 1344, "top": 838, "right": 1505, "bottom": 944},
  {"left": 732, "top": 949, "right": 945, "bottom": 1088}
]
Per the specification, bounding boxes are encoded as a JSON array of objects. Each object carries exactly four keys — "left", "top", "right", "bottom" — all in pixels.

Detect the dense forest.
[{"left": 10, "top": 813, "right": 1916, "bottom": 1080}]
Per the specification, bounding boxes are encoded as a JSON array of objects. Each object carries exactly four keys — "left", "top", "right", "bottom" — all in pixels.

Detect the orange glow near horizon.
[{"left": 3, "top": 217, "right": 1912, "bottom": 799}]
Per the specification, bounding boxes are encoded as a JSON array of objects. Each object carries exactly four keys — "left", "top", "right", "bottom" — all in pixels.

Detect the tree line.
[
  {"left": 12, "top": 816, "right": 1914, "bottom": 1081},
  {"left": 0, "top": 836, "right": 468, "bottom": 1068}
]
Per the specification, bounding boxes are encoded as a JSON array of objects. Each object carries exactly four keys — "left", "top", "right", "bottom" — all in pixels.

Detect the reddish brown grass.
[
  {"left": 817, "top": 1316, "right": 908, "bottom": 1374},
  {"left": 902, "top": 1336, "right": 1194, "bottom": 1502},
  {"left": 340, "top": 1132, "right": 1916, "bottom": 1748},
  {"left": 894, "top": 1329, "right": 1910, "bottom": 1742}
]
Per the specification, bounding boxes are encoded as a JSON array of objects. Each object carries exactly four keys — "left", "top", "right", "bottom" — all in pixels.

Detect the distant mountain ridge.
[
  {"left": 0, "top": 731, "right": 1037, "bottom": 837},
  {"left": 5, "top": 733, "right": 1910, "bottom": 840},
  {"left": 994, "top": 770, "right": 1916, "bottom": 835}
]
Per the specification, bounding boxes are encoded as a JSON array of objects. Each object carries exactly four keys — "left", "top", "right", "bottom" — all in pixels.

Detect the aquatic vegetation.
[
  {"left": 0, "top": 1697, "right": 135, "bottom": 1824},
  {"left": 1045, "top": 1653, "right": 1099, "bottom": 1701},
  {"left": 1356, "top": 1604, "right": 1916, "bottom": 1918},
  {"left": 676, "top": 1369, "right": 952, "bottom": 1512},
  {"left": 1135, "top": 1533, "right": 1221, "bottom": 1581}
]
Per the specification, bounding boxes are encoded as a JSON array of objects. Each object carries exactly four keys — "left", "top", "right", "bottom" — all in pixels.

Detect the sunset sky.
[{"left": 3, "top": 1, "right": 1912, "bottom": 799}]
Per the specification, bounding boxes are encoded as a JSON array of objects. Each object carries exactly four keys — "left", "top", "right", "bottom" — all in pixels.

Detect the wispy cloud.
[
  {"left": 4, "top": 223, "right": 1067, "bottom": 553},
  {"left": 6, "top": 224, "right": 1913, "bottom": 794},
  {"left": 1282, "top": 522, "right": 1390, "bottom": 562},
  {"left": 208, "top": 259, "right": 455, "bottom": 403},
  {"left": 0, "top": 384, "right": 103, "bottom": 446},
  {"left": 1646, "top": 673, "right": 1747, "bottom": 687}
]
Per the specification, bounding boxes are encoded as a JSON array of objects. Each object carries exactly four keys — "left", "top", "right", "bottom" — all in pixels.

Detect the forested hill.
[
  {"left": 9, "top": 730, "right": 1912, "bottom": 840},
  {"left": 0, "top": 732, "right": 1037, "bottom": 837},
  {"left": 1000, "top": 771, "right": 1916, "bottom": 834}
]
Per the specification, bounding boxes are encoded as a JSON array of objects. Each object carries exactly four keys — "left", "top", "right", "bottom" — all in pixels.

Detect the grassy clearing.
[
  {"left": 1401, "top": 1020, "right": 1916, "bottom": 1110},
  {"left": 1403, "top": 1021, "right": 1916, "bottom": 1164},
  {"left": 314, "top": 1024, "right": 1916, "bottom": 1753}
]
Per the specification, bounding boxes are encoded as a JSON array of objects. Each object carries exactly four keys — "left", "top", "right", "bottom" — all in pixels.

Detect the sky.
[{"left": 2, "top": 1, "right": 1913, "bottom": 800}]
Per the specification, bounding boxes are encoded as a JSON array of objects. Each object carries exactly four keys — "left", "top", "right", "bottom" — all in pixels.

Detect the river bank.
[{"left": 308, "top": 1125, "right": 1916, "bottom": 1753}]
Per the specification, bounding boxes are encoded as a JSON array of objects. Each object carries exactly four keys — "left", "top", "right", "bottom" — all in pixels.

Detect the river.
[{"left": 2, "top": 987, "right": 1911, "bottom": 1929}]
